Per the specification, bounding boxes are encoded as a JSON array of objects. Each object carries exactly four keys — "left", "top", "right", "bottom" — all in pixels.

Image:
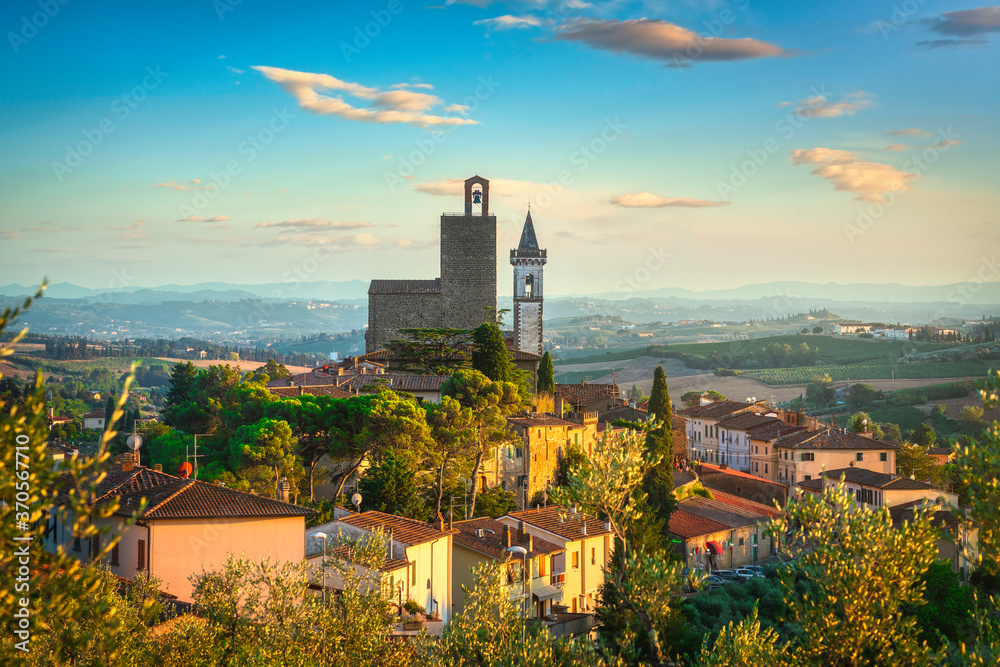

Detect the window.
[
  {"left": 765, "top": 447, "right": 768, "bottom": 455},
  {"left": 90, "top": 535, "right": 100, "bottom": 562},
  {"left": 572, "top": 551, "right": 579, "bottom": 569},
  {"left": 738, "top": 537, "right": 745, "bottom": 546},
  {"left": 411, "top": 562, "right": 417, "bottom": 586},
  {"left": 880, "top": 452, "right": 887, "bottom": 462},
  {"left": 805, "top": 475, "right": 812, "bottom": 481},
  {"left": 574, "top": 433, "right": 578, "bottom": 446},
  {"left": 515, "top": 447, "right": 523, "bottom": 458},
  {"left": 856, "top": 452, "right": 864, "bottom": 462},
  {"left": 110, "top": 543, "right": 120, "bottom": 566},
  {"left": 539, "top": 556, "right": 548, "bottom": 577},
  {"left": 801, "top": 453, "right": 814, "bottom": 462},
  {"left": 73, "top": 534, "right": 81, "bottom": 552},
  {"left": 591, "top": 547, "right": 596, "bottom": 565},
  {"left": 765, "top": 464, "right": 768, "bottom": 474},
  {"left": 137, "top": 540, "right": 146, "bottom": 571}
]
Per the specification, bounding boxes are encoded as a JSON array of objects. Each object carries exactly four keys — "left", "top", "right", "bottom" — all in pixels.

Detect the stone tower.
[
  {"left": 440, "top": 175, "right": 497, "bottom": 329},
  {"left": 510, "top": 207, "right": 546, "bottom": 356}
]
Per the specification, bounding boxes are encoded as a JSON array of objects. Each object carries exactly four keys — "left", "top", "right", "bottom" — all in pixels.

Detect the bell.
[{"left": 472, "top": 189, "right": 482, "bottom": 204}]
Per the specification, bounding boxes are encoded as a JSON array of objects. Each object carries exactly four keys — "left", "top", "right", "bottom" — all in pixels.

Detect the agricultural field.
[
  {"left": 734, "top": 361, "right": 991, "bottom": 386},
  {"left": 867, "top": 406, "right": 928, "bottom": 432}
]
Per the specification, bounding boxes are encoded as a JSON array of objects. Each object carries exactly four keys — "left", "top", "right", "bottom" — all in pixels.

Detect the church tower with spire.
[{"left": 510, "top": 207, "right": 546, "bottom": 356}]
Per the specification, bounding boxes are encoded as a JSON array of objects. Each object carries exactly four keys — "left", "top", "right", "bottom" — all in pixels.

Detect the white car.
[{"left": 733, "top": 567, "right": 765, "bottom": 580}]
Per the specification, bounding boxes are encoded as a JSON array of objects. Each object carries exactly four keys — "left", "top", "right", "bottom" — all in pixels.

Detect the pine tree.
[
  {"left": 357, "top": 449, "right": 429, "bottom": 520},
  {"left": 537, "top": 351, "right": 555, "bottom": 394},
  {"left": 471, "top": 322, "right": 513, "bottom": 383}
]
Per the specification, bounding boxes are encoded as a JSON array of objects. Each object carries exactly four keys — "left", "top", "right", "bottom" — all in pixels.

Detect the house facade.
[
  {"left": 82, "top": 411, "right": 106, "bottom": 430},
  {"left": 498, "top": 505, "right": 612, "bottom": 614},
  {"left": 676, "top": 399, "right": 762, "bottom": 465},
  {"left": 46, "top": 457, "right": 316, "bottom": 602},
  {"left": 669, "top": 491, "right": 779, "bottom": 572},
  {"left": 798, "top": 467, "right": 958, "bottom": 510},
  {"left": 451, "top": 517, "right": 565, "bottom": 618},
  {"left": 773, "top": 427, "right": 898, "bottom": 486},
  {"left": 306, "top": 510, "right": 456, "bottom": 622}
]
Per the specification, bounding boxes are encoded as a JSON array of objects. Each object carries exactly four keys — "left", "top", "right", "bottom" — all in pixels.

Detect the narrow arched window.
[{"left": 525, "top": 274, "right": 534, "bottom": 297}]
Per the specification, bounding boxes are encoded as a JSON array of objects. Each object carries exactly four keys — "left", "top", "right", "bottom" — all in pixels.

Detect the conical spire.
[{"left": 518, "top": 209, "right": 539, "bottom": 251}]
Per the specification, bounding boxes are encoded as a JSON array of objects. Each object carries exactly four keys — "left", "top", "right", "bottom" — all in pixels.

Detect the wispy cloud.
[
  {"left": 474, "top": 15, "right": 542, "bottom": 32},
  {"left": 881, "top": 144, "right": 909, "bottom": 151},
  {"left": 790, "top": 148, "right": 918, "bottom": 203},
  {"left": 177, "top": 215, "right": 231, "bottom": 222},
  {"left": 611, "top": 193, "right": 729, "bottom": 208},
  {"left": 923, "top": 139, "right": 962, "bottom": 149},
  {"left": 255, "top": 219, "right": 373, "bottom": 230},
  {"left": 105, "top": 219, "right": 151, "bottom": 240},
  {"left": 155, "top": 180, "right": 210, "bottom": 191},
  {"left": 253, "top": 66, "right": 477, "bottom": 127},
  {"left": 887, "top": 128, "right": 931, "bottom": 137},
  {"left": 554, "top": 18, "right": 786, "bottom": 67},
  {"left": 19, "top": 224, "right": 84, "bottom": 233},
  {"left": 919, "top": 6, "right": 1000, "bottom": 48},
  {"left": 775, "top": 92, "right": 873, "bottom": 118},
  {"left": 413, "top": 178, "right": 549, "bottom": 197},
  {"left": 249, "top": 232, "right": 384, "bottom": 249},
  {"left": 0, "top": 230, "right": 20, "bottom": 241}
]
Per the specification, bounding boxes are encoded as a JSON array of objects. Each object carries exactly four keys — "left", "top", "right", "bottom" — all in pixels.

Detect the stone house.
[
  {"left": 676, "top": 399, "right": 764, "bottom": 465},
  {"left": 773, "top": 428, "right": 898, "bottom": 486},
  {"left": 797, "top": 467, "right": 958, "bottom": 510},
  {"left": 670, "top": 491, "right": 780, "bottom": 572}
]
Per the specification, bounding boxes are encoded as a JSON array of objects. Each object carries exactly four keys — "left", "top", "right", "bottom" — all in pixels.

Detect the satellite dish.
[
  {"left": 351, "top": 492, "right": 362, "bottom": 510},
  {"left": 126, "top": 435, "right": 143, "bottom": 450}
]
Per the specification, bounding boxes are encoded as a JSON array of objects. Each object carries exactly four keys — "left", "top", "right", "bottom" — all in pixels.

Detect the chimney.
[
  {"left": 447, "top": 512, "right": 454, "bottom": 531},
  {"left": 554, "top": 394, "right": 564, "bottom": 418},
  {"left": 527, "top": 534, "right": 534, "bottom": 551},
  {"left": 276, "top": 478, "right": 290, "bottom": 503},
  {"left": 502, "top": 524, "right": 513, "bottom": 548},
  {"left": 435, "top": 512, "right": 444, "bottom": 531},
  {"left": 121, "top": 453, "right": 133, "bottom": 473},
  {"left": 517, "top": 520, "right": 526, "bottom": 543},
  {"left": 581, "top": 522, "right": 587, "bottom": 536},
  {"left": 387, "top": 527, "right": 394, "bottom": 559},
  {"left": 286, "top": 379, "right": 294, "bottom": 387},
  {"left": 353, "top": 357, "right": 359, "bottom": 369},
  {"left": 153, "top": 464, "right": 162, "bottom": 472}
]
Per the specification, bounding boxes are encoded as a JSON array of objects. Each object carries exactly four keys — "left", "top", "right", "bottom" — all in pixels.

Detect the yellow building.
[
  {"left": 451, "top": 517, "right": 565, "bottom": 618},
  {"left": 498, "top": 505, "right": 612, "bottom": 614}
]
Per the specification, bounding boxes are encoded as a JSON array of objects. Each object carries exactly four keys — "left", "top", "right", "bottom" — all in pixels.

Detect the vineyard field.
[{"left": 733, "top": 361, "right": 991, "bottom": 386}]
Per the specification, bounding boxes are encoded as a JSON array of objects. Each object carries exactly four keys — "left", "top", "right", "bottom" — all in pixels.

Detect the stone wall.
[
  {"left": 514, "top": 300, "right": 543, "bottom": 357},
  {"left": 440, "top": 213, "right": 497, "bottom": 330},
  {"left": 366, "top": 292, "right": 442, "bottom": 352}
]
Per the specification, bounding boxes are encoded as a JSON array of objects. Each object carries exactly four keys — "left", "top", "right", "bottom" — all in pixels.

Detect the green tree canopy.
[{"left": 537, "top": 351, "right": 555, "bottom": 394}]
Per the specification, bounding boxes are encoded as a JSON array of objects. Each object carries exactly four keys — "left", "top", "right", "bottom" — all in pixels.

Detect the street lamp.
[
  {"left": 311, "top": 531, "right": 329, "bottom": 605},
  {"left": 506, "top": 545, "right": 528, "bottom": 643}
]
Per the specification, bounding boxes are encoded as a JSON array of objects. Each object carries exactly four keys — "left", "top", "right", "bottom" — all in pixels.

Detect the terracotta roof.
[
  {"left": 708, "top": 489, "right": 782, "bottom": 518},
  {"left": 368, "top": 278, "right": 441, "bottom": 295},
  {"left": 668, "top": 508, "right": 730, "bottom": 538},
  {"left": 82, "top": 411, "right": 106, "bottom": 419},
  {"left": 269, "top": 384, "right": 354, "bottom": 399},
  {"left": 339, "top": 511, "right": 455, "bottom": 546},
  {"left": 775, "top": 427, "right": 898, "bottom": 451},
  {"left": 677, "top": 495, "right": 773, "bottom": 529},
  {"left": 717, "top": 413, "right": 782, "bottom": 431},
  {"left": 675, "top": 400, "right": 752, "bottom": 420},
  {"left": 314, "top": 545, "right": 411, "bottom": 573},
  {"left": 748, "top": 422, "right": 806, "bottom": 441},
  {"left": 339, "top": 374, "right": 449, "bottom": 393},
  {"left": 819, "top": 467, "right": 939, "bottom": 491},
  {"left": 506, "top": 505, "right": 612, "bottom": 540},
  {"left": 554, "top": 383, "right": 620, "bottom": 406},
  {"left": 797, "top": 478, "right": 825, "bottom": 491},
  {"left": 697, "top": 463, "right": 788, "bottom": 490},
  {"left": 927, "top": 447, "right": 952, "bottom": 457},
  {"left": 453, "top": 518, "right": 564, "bottom": 560},
  {"left": 508, "top": 414, "right": 580, "bottom": 429}
]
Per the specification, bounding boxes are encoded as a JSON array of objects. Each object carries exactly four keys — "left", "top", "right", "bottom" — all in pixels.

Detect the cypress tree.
[
  {"left": 537, "top": 351, "right": 555, "bottom": 394},
  {"left": 103, "top": 395, "right": 116, "bottom": 433},
  {"left": 644, "top": 366, "right": 675, "bottom": 534}
]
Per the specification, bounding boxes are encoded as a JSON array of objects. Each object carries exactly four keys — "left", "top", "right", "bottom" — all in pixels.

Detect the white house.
[{"left": 82, "top": 410, "right": 106, "bottom": 430}]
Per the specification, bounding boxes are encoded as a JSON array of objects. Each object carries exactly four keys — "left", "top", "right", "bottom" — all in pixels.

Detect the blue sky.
[{"left": 0, "top": 0, "right": 997, "bottom": 296}]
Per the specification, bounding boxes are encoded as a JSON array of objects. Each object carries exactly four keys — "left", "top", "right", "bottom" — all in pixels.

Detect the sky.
[{"left": 0, "top": 0, "right": 998, "bottom": 297}]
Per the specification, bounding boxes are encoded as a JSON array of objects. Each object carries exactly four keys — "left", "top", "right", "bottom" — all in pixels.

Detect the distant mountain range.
[
  {"left": 2, "top": 279, "right": 998, "bottom": 305},
  {"left": 0, "top": 280, "right": 370, "bottom": 303}
]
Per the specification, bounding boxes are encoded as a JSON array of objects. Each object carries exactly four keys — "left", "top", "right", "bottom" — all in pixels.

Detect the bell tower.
[
  {"left": 440, "top": 175, "right": 497, "bottom": 330},
  {"left": 510, "top": 207, "right": 546, "bottom": 356}
]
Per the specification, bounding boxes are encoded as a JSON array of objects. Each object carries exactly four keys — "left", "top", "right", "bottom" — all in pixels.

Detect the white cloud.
[
  {"left": 226, "top": 66, "right": 245, "bottom": 74},
  {"left": 924, "top": 139, "right": 962, "bottom": 148},
  {"left": 554, "top": 18, "right": 786, "bottom": 67},
  {"left": 887, "top": 128, "right": 931, "bottom": 138},
  {"left": 790, "top": 148, "right": 918, "bottom": 203},
  {"left": 255, "top": 219, "right": 373, "bottom": 230},
  {"left": 611, "top": 193, "right": 729, "bottom": 208},
  {"left": 776, "top": 92, "right": 873, "bottom": 118},
  {"left": 106, "top": 219, "right": 151, "bottom": 240},
  {"left": 444, "top": 103, "right": 470, "bottom": 115},
  {"left": 881, "top": 144, "right": 909, "bottom": 151},
  {"left": 474, "top": 15, "right": 542, "bottom": 31},
  {"left": 155, "top": 180, "right": 209, "bottom": 191},
  {"left": 253, "top": 66, "right": 477, "bottom": 128}
]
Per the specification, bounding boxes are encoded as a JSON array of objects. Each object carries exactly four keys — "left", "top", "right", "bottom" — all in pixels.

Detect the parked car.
[
  {"left": 713, "top": 569, "right": 741, "bottom": 581},
  {"left": 733, "top": 567, "right": 765, "bottom": 580},
  {"left": 704, "top": 574, "right": 729, "bottom": 589},
  {"left": 742, "top": 565, "right": 765, "bottom": 575}
]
